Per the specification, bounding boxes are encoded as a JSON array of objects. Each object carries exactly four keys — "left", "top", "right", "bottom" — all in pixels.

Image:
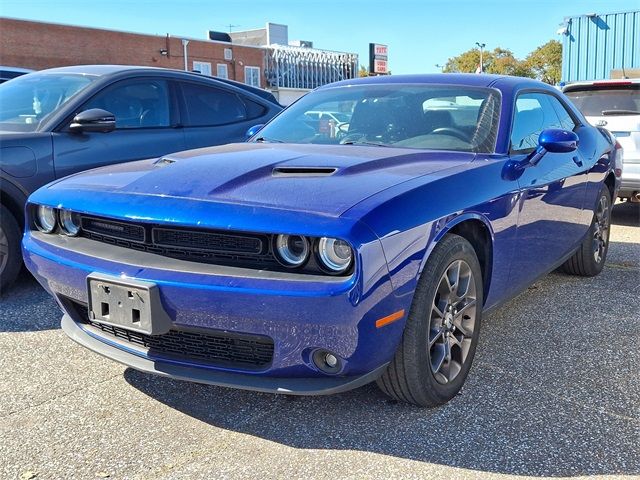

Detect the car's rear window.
[{"left": 564, "top": 84, "right": 640, "bottom": 116}]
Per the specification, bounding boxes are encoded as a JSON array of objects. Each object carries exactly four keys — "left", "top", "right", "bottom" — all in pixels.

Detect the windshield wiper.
[
  {"left": 601, "top": 109, "right": 640, "bottom": 116},
  {"left": 254, "top": 136, "right": 284, "bottom": 143},
  {"left": 341, "top": 140, "right": 390, "bottom": 147}
]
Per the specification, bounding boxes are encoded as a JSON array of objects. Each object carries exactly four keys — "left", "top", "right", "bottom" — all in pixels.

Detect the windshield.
[
  {"left": 254, "top": 84, "right": 501, "bottom": 153},
  {"left": 565, "top": 84, "right": 640, "bottom": 116},
  {"left": 0, "top": 73, "right": 95, "bottom": 132}
]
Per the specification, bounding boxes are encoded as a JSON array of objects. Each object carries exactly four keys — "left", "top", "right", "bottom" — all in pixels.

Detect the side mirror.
[
  {"left": 539, "top": 128, "right": 579, "bottom": 153},
  {"left": 529, "top": 128, "right": 579, "bottom": 166},
  {"left": 69, "top": 109, "right": 116, "bottom": 133},
  {"left": 245, "top": 124, "right": 264, "bottom": 139}
]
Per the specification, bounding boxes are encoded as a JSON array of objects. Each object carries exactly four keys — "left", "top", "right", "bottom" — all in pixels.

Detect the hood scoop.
[
  {"left": 272, "top": 166, "right": 337, "bottom": 177},
  {"left": 154, "top": 157, "right": 177, "bottom": 167}
]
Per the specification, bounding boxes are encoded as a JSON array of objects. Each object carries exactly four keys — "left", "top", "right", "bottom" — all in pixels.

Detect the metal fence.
[{"left": 265, "top": 45, "right": 358, "bottom": 90}]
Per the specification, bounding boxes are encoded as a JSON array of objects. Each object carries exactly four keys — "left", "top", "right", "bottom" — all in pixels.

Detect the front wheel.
[
  {"left": 377, "top": 234, "right": 483, "bottom": 407},
  {"left": 0, "top": 205, "right": 22, "bottom": 294},
  {"left": 561, "top": 186, "right": 612, "bottom": 277}
]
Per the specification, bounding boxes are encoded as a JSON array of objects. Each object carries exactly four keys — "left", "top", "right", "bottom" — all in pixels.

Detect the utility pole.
[{"left": 475, "top": 42, "right": 486, "bottom": 73}]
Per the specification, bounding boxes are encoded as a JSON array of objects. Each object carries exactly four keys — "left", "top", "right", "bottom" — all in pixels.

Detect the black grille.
[
  {"left": 153, "top": 228, "right": 262, "bottom": 254},
  {"left": 81, "top": 216, "right": 145, "bottom": 242},
  {"left": 69, "top": 301, "right": 274, "bottom": 370},
  {"left": 78, "top": 214, "right": 276, "bottom": 269}
]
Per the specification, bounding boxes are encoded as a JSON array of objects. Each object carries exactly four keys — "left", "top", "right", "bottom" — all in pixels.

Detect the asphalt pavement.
[{"left": 1, "top": 202, "right": 639, "bottom": 480}]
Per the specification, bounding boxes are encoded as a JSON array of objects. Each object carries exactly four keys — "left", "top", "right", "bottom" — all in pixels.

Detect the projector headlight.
[
  {"left": 59, "top": 209, "right": 81, "bottom": 236},
  {"left": 274, "top": 234, "right": 310, "bottom": 267},
  {"left": 35, "top": 205, "right": 57, "bottom": 233},
  {"left": 317, "top": 237, "right": 353, "bottom": 273}
]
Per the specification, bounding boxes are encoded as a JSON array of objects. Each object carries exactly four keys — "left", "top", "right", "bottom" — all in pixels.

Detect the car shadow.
[
  {"left": 0, "top": 271, "right": 60, "bottom": 332},
  {"left": 611, "top": 201, "right": 640, "bottom": 227},
  {"left": 124, "top": 240, "right": 640, "bottom": 477}
]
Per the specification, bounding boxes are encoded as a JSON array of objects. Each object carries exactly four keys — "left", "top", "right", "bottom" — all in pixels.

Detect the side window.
[
  {"left": 548, "top": 96, "right": 577, "bottom": 131},
  {"left": 181, "top": 82, "right": 247, "bottom": 126},
  {"left": 244, "top": 66, "right": 260, "bottom": 88},
  {"left": 193, "top": 61, "right": 212, "bottom": 76},
  {"left": 216, "top": 64, "right": 229, "bottom": 79},
  {"left": 83, "top": 80, "right": 170, "bottom": 129},
  {"left": 510, "top": 93, "right": 563, "bottom": 152},
  {"left": 242, "top": 98, "right": 267, "bottom": 120}
]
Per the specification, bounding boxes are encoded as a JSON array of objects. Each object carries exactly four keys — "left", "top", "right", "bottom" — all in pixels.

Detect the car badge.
[{"left": 596, "top": 120, "right": 608, "bottom": 127}]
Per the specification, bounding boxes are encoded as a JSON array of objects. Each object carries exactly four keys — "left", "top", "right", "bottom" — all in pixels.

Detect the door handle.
[{"left": 572, "top": 156, "right": 583, "bottom": 167}]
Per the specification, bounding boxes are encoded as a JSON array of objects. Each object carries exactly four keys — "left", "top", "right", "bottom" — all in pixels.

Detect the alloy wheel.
[
  {"left": 592, "top": 194, "right": 610, "bottom": 264},
  {"left": 0, "top": 225, "right": 8, "bottom": 274},
  {"left": 428, "top": 259, "right": 477, "bottom": 384}
]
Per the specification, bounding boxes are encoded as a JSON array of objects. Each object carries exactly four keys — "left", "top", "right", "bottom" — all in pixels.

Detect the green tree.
[
  {"left": 487, "top": 48, "right": 533, "bottom": 77},
  {"left": 358, "top": 65, "right": 369, "bottom": 77},
  {"left": 444, "top": 47, "right": 533, "bottom": 77},
  {"left": 526, "top": 40, "right": 562, "bottom": 85},
  {"left": 443, "top": 48, "right": 483, "bottom": 74}
]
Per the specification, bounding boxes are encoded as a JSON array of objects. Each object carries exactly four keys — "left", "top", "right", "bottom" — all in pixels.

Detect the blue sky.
[{"left": 0, "top": 0, "right": 635, "bottom": 73}]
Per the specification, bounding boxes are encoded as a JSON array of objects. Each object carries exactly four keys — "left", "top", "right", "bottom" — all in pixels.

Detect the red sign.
[
  {"left": 374, "top": 59, "right": 388, "bottom": 74},
  {"left": 374, "top": 44, "right": 388, "bottom": 56},
  {"left": 369, "top": 43, "right": 389, "bottom": 75}
]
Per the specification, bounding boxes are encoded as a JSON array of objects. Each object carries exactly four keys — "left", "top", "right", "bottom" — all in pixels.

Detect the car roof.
[
  {"left": 0, "top": 66, "right": 34, "bottom": 74},
  {"left": 35, "top": 64, "right": 280, "bottom": 105},
  {"left": 320, "top": 73, "right": 553, "bottom": 92}
]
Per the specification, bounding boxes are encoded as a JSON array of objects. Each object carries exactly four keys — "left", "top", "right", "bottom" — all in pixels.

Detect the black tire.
[
  {"left": 377, "top": 234, "right": 483, "bottom": 407},
  {"left": 561, "top": 186, "right": 612, "bottom": 277},
  {"left": 0, "top": 204, "right": 22, "bottom": 294}
]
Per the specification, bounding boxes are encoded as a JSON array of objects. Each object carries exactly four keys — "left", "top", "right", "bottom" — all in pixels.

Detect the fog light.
[
  {"left": 325, "top": 353, "right": 338, "bottom": 368},
  {"left": 312, "top": 349, "right": 342, "bottom": 374}
]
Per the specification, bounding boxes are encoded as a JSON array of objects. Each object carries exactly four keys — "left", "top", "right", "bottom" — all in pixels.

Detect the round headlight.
[
  {"left": 274, "top": 234, "right": 310, "bottom": 267},
  {"left": 35, "top": 205, "right": 56, "bottom": 233},
  {"left": 317, "top": 237, "right": 353, "bottom": 273},
  {"left": 59, "top": 210, "right": 81, "bottom": 236}
]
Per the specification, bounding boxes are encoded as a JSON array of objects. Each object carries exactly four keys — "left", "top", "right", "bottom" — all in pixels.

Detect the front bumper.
[
  {"left": 23, "top": 229, "right": 407, "bottom": 394},
  {"left": 62, "top": 314, "right": 388, "bottom": 395}
]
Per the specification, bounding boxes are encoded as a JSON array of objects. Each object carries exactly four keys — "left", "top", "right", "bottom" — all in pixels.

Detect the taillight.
[{"left": 614, "top": 140, "right": 623, "bottom": 177}]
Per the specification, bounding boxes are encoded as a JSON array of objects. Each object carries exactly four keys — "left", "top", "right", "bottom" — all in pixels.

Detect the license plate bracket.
[{"left": 87, "top": 273, "right": 171, "bottom": 336}]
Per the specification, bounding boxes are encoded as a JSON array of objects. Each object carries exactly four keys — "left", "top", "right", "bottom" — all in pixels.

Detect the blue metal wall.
[{"left": 561, "top": 10, "right": 640, "bottom": 83}]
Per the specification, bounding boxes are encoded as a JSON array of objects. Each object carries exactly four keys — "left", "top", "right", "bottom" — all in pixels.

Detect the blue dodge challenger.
[{"left": 22, "top": 74, "right": 622, "bottom": 407}]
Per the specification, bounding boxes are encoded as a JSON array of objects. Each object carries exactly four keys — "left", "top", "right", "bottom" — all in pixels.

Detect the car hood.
[{"left": 48, "top": 143, "right": 475, "bottom": 217}]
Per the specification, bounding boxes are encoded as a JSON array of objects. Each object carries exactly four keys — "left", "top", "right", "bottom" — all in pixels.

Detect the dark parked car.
[
  {"left": 0, "top": 65, "right": 282, "bottom": 291},
  {"left": 23, "top": 74, "right": 621, "bottom": 406},
  {"left": 0, "top": 66, "right": 33, "bottom": 84}
]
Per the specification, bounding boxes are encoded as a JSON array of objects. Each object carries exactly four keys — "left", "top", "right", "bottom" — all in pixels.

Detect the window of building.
[
  {"left": 193, "top": 61, "right": 212, "bottom": 76},
  {"left": 180, "top": 82, "right": 247, "bottom": 126},
  {"left": 83, "top": 79, "right": 170, "bottom": 129},
  {"left": 216, "top": 64, "right": 229, "bottom": 79},
  {"left": 224, "top": 48, "right": 233, "bottom": 61},
  {"left": 244, "top": 66, "right": 260, "bottom": 88}
]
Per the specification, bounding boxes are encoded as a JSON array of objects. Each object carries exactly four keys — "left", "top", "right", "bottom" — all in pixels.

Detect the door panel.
[
  {"left": 507, "top": 92, "right": 590, "bottom": 294},
  {"left": 52, "top": 78, "right": 186, "bottom": 179}
]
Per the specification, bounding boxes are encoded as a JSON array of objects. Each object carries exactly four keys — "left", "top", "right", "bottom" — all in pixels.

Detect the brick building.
[{"left": 0, "top": 17, "right": 266, "bottom": 87}]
